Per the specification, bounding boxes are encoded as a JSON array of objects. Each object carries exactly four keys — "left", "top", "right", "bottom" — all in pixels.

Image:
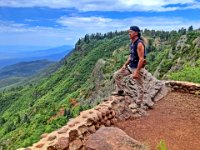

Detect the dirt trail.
[{"left": 115, "top": 92, "right": 200, "bottom": 150}]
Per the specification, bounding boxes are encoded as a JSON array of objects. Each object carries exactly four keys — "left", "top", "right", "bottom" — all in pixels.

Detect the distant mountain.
[
  {"left": 0, "top": 45, "right": 73, "bottom": 68},
  {"left": 0, "top": 60, "right": 55, "bottom": 90}
]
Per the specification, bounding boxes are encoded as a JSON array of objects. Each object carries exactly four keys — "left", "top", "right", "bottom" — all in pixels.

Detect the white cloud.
[
  {"left": 56, "top": 15, "right": 200, "bottom": 32},
  {"left": 0, "top": 20, "right": 77, "bottom": 46},
  {"left": 57, "top": 16, "right": 118, "bottom": 33},
  {"left": 0, "top": 0, "right": 199, "bottom": 11},
  {"left": 1, "top": 15, "right": 200, "bottom": 47},
  {"left": 24, "top": 19, "right": 39, "bottom": 22}
]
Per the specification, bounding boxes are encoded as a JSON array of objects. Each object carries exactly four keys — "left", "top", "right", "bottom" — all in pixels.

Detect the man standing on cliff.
[{"left": 112, "top": 26, "right": 146, "bottom": 105}]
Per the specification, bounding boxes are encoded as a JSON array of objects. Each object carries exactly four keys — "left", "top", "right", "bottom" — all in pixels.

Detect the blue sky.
[{"left": 0, "top": 0, "right": 200, "bottom": 50}]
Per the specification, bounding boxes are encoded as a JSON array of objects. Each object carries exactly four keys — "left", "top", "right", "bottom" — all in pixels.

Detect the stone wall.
[
  {"left": 17, "top": 80, "right": 200, "bottom": 150},
  {"left": 18, "top": 95, "right": 149, "bottom": 150},
  {"left": 166, "top": 80, "right": 200, "bottom": 95}
]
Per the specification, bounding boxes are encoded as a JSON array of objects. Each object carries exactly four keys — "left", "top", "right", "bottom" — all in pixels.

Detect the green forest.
[{"left": 0, "top": 27, "right": 200, "bottom": 149}]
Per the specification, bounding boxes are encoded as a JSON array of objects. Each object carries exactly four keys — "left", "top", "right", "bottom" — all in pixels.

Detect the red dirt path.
[{"left": 115, "top": 92, "right": 200, "bottom": 150}]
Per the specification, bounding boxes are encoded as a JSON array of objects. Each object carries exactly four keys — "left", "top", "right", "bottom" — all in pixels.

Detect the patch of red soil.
[
  {"left": 47, "top": 108, "right": 65, "bottom": 123},
  {"left": 115, "top": 92, "right": 200, "bottom": 150}
]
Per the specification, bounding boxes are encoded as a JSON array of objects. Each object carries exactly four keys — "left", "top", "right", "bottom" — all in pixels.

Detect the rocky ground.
[{"left": 115, "top": 91, "right": 200, "bottom": 150}]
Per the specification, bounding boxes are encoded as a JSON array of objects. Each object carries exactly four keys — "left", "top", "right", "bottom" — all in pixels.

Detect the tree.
[
  {"left": 23, "top": 114, "right": 30, "bottom": 124},
  {"left": 16, "top": 115, "right": 21, "bottom": 124},
  {"left": 84, "top": 34, "right": 90, "bottom": 43},
  {"left": 5, "top": 122, "right": 16, "bottom": 133},
  {"left": 79, "top": 105, "right": 84, "bottom": 112},
  {"left": 0, "top": 117, "right": 6, "bottom": 126},
  {"left": 64, "top": 108, "right": 72, "bottom": 118},
  {"left": 107, "top": 32, "right": 113, "bottom": 38},
  {"left": 188, "top": 25, "right": 193, "bottom": 32},
  {"left": 64, "top": 108, "right": 68, "bottom": 116},
  {"left": 95, "top": 32, "right": 101, "bottom": 40}
]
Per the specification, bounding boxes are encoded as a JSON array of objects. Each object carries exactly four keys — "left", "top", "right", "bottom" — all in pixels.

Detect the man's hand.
[
  {"left": 133, "top": 70, "right": 139, "bottom": 79},
  {"left": 121, "top": 64, "right": 127, "bottom": 71}
]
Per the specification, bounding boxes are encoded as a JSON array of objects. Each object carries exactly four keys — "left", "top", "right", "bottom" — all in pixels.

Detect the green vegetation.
[
  {"left": 156, "top": 140, "right": 168, "bottom": 150},
  {"left": 168, "top": 60, "right": 200, "bottom": 83},
  {"left": 0, "top": 27, "right": 200, "bottom": 149},
  {"left": 0, "top": 31, "right": 130, "bottom": 149}
]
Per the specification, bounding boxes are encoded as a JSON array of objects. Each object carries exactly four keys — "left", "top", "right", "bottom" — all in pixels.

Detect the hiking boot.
[{"left": 111, "top": 90, "right": 125, "bottom": 96}]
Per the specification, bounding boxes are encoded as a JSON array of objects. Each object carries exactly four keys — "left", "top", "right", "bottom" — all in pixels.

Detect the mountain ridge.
[
  {"left": 0, "top": 60, "right": 54, "bottom": 90},
  {"left": 0, "top": 45, "right": 73, "bottom": 68}
]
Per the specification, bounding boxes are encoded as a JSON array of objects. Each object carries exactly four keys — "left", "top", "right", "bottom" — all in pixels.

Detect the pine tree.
[
  {"left": 0, "top": 117, "right": 6, "bottom": 126},
  {"left": 84, "top": 34, "right": 90, "bottom": 43},
  {"left": 16, "top": 115, "right": 21, "bottom": 124},
  {"left": 188, "top": 25, "right": 193, "bottom": 32},
  {"left": 23, "top": 114, "right": 30, "bottom": 124}
]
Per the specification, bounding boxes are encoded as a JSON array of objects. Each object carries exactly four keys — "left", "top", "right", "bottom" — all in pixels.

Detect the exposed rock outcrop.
[
  {"left": 176, "top": 35, "right": 189, "bottom": 51},
  {"left": 85, "top": 127, "right": 148, "bottom": 150},
  {"left": 193, "top": 37, "right": 200, "bottom": 49},
  {"left": 122, "top": 68, "right": 169, "bottom": 108}
]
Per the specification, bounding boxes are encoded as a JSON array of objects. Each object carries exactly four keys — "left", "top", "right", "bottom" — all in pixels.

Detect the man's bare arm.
[{"left": 136, "top": 42, "right": 145, "bottom": 72}]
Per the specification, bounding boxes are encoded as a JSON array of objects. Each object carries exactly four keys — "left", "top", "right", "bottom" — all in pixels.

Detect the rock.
[
  {"left": 195, "top": 91, "right": 200, "bottom": 95},
  {"left": 24, "top": 148, "right": 32, "bottom": 150},
  {"left": 110, "top": 110, "right": 116, "bottom": 116},
  {"left": 47, "top": 146, "right": 56, "bottom": 150},
  {"left": 48, "top": 135, "right": 57, "bottom": 141},
  {"left": 69, "top": 138, "right": 83, "bottom": 150},
  {"left": 88, "top": 125, "right": 96, "bottom": 133},
  {"left": 176, "top": 35, "right": 187, "bottom": 50},
  {"left": 110, "top": 118, "right": 118, "bottom": 124},
  {"left": 35, "top": 143, "right": 44, "bottom": 148},
  {"left": 105, "top": 120, "right": 111, "bottom": 126},
  {"left": 137, "top": 108, "right": 148, "bottom": 116},
  {"left": 190, "top": 91, "right": 196, "bottom": 94},
  {"left": 129, "top": 103, "right": 138, "bottom": 109},
  {"left": 85, "top": 127, "right": 148, "bottom": 150},
  {"left": 54, "top": 137, "right": 69, "bottom": 150},
  {"left": 122, "top": 68, "right": 168, "bottom": 107},
  {"left": 193, "top": 37, "right": 200, "bottom": 49},
  {"left": 107, "top": 114, "right": 113, "bottom": 119},
  {"left": 154, "top": 85, "right": 171, "bottom": 102},
  {"left": 57, "top": 128, "right": 68, "bottom": 134},
  {"left": 69, "top": 129, "right": 79, "bottom": 142},
  {"left": 131, "top": 109, "right": 138, "bottom": 114},
  {"left": 41, "top": 133, "right": 48, "bottom": 139},
  {"left": 78, "top": 125, "right": 88, "bottom": 135}
]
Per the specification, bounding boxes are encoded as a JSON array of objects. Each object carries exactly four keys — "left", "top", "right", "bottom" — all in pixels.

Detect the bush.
[
  {"left": 168, "top": 64, "right": 200, "bottom": 83},
  {"left": 156, "top": 140, "right": 168, "bottom": 150}
]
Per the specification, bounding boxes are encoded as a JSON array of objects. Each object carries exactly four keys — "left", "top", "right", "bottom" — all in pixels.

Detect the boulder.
[{"left": 84, "top": 127, "right": 148, "bottom": 150}]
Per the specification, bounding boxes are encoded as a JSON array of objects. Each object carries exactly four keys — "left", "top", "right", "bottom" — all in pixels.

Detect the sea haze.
[{"left": 0, "top": 45, "right": 73, "bottom": 68}]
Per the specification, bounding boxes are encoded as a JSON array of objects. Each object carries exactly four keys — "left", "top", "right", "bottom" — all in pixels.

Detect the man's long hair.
[{"left": 138, "top": 33, "right": 148, "bottom": 48}]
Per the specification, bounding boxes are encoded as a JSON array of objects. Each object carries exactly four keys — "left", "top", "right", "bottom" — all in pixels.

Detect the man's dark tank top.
[{"left": 129, "top": 38, "right": 146, "bottom": 68}]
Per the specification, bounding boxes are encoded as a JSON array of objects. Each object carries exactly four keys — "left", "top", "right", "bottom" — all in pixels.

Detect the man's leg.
[{"left": 113, "top": 67, "right": 131, "bottom": 94}]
